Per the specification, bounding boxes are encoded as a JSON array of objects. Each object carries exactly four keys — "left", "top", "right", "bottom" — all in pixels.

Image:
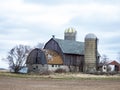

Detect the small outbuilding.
[{"left": 108, "top": 60, "right": 120, "bottom": 72}]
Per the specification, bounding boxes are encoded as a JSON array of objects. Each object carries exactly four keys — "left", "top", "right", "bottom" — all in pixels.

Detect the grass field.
[
  {"left": 0, "top": 72, "right": 120, "bottom": 80},
  {"left": 0, "top": 72, "right": 120, "bottom": 90}
]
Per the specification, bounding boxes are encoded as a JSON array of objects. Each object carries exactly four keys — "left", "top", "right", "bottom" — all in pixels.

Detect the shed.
[{"left": 108, "top": 60, "right": 120, "bottom": 72}]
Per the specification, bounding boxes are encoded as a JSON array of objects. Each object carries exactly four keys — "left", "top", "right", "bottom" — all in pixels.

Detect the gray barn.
[
  {"left": 44, "top": 38, "right": 84, "bottom": 72},
  {"left": 44, "top": 28, "right": 100, "bottom": 72}
]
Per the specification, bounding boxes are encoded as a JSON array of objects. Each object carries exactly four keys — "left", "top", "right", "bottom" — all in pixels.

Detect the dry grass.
[
  {"left": 0, "top": 72, "right": 120, "bottom": 90},
  {"left": 0, "top": 72, "right": 120, "bottom": 80}
]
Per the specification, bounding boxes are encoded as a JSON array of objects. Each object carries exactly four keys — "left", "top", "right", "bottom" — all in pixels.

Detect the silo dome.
[
  {"left": 65, "top": 27, "right": 76, "bottom": 33},
  {"left": 85, "top": 33, "right": 97, "bottom": 39}
]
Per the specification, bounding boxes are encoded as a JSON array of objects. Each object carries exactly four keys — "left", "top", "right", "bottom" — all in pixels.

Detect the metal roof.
[
  {"left": 53, "top": 38, "right": 84, "bottom": 55},
  {"left": 26, "top": 48, "right": 47, "bottom": 64}
]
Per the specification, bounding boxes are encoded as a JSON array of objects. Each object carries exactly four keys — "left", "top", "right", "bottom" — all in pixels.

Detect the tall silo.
[
  {"left": 84, "top": 33, "right": 98, "bottom": 73},
  {"left": 64, "top": 27, "right": 77, "bottom": 41}
]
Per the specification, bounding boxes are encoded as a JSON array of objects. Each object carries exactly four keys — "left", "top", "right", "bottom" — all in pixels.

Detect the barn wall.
[
  {"left": 64, "top": 54, "right": 84, "bottom": 65},
  {"left": 63, "top": 54, "right": 84, "bottom": 72},
  {"left": 48, "top": 65, "right": 69, "bottom": 72},
  {"left": 27, "top": 64, "right": 48, "bottom": 73},
  {"left": 44, "top": 39, "right": 64, "bottom": 64}
]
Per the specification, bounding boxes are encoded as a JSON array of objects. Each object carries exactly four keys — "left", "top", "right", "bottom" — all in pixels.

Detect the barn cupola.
[{"left": 64, "top": 27, "right": 77, "bottom": 41}]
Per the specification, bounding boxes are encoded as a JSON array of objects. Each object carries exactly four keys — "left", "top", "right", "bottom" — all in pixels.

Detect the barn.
[
  {"left": 26, "top": 48, "right": 65, "bottom": 73},
  {"left": 26, "top": 27, "right": 100, "bottom": 73},
  {"left": 26, "top": 48, "right": 48, "bottom": 73},
  {"left": 108, "top": 60, "right": 120, "bottom": 72},
  {"left": 44, "top": 38, "right": 84, "bottom": 72}
]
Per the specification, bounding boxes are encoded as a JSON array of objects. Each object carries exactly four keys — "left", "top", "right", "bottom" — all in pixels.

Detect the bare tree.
[
  {"left": 100, "top": 54, "right": 111, "bottom": 72},
  {"left": 100, "top": 54, "right": 109, "bottom": 64},
  {"left": 5, "top": 45, "right": 31, "bottom": 73},
  {"left": 34, "top": 42, "right": 44, "bottom": 49}
]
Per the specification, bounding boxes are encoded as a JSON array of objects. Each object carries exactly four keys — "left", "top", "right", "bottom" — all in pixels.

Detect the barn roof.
[
  {"left": 108, "top": 60, "right": 120, "bottom": 66},
  {"left": 53, "top": 38, "right": 84, "bottom": 55},
  {"left": 26, "top": 48, "right": 63, "bottom": 65},
  {"left": 26, "top": 48, "right": 47, "bottom": 64}
]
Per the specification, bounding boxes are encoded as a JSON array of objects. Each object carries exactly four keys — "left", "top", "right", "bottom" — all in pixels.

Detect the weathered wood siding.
[
  {"left": 44, "top": 39, "right": 63, "bottom": 56},
  {"left": 63, "top": 54, "right": 83, "bottom": 65},
  {"left": 63, "top": 54, "right": 84, "bottom": 71},
  {"left": 26, "top": 48, "right": 47, "bottom": 65},
  {"left": 44, "top": 38, "right": 84, "bottom": 72}
]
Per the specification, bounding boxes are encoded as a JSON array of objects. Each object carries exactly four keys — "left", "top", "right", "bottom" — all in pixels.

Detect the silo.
[
  {"left": 64, "top": 27, "right": 77, "bottom": 41},
  {"left": 84, "top": 33, "right": 98, "bottom": 73}
]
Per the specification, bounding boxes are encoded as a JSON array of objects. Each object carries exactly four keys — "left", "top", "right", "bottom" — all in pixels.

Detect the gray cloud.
[
  {"left": 67, "top": 13, "right": 120, "bottom": 59},
  {"left": 24, "top": 0, "right": 120, "bottom": 5}
]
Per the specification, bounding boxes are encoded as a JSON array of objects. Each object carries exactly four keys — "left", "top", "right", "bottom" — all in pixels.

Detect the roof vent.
[{"left": 52, "top": 35, "right": 55, "bottom": 38}]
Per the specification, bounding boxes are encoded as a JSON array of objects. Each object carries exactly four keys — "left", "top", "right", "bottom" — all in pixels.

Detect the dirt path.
[{"left": 0, "top": 76, "right": 120, "bottom": 90}]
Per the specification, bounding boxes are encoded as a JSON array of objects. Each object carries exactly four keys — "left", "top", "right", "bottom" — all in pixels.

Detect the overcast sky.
[{"left": 0, "top": 0, "right": 120, "bottom": 68}]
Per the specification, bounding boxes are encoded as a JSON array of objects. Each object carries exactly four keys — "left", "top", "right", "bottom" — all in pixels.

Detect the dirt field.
[{"left": 0, "top": 76, "right": 120, "bottom": 90}]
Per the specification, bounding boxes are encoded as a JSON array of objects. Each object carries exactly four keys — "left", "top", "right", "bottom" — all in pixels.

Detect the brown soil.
[{"left": 0, "top": 76, "right": 120, "bottom": 90}]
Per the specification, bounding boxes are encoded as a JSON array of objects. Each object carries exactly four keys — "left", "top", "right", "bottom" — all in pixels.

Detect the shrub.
[{"left": 55, "top": 68, "right": 66, "bottom": 73}]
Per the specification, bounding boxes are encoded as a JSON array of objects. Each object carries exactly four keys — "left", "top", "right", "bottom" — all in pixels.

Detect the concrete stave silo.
[{"left": 84, "top": 33, "right": 98, "bottom": 73}]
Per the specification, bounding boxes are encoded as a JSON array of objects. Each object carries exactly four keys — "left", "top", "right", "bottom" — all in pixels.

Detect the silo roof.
[
  {"left": 65, "top": 27, "right": 76, "bottom": 33},
  {"left": 85, "top": 33, "right": 97, "bottom": 39}
]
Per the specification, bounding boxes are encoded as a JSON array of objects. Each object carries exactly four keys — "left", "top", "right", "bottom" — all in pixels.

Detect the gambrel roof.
[
  {"left": 53, "top": 38, "right": 84, "bottom": 55},
  {"left": 26, "top": 48, "right": 63, "bottom": 65},
  {"left": 26, "top": 48, "right": 47, "bottom": 64}
]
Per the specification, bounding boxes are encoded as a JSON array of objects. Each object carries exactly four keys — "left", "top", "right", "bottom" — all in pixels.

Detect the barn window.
[
  {"left": 35, "top": 57, "right": 38, "bottom": 64},
  {"left": 52, "top": 65, "right": 54, "bottom": 67},
  {"left": 36, "top": 66, "right": 38, "bottom": 69}
]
